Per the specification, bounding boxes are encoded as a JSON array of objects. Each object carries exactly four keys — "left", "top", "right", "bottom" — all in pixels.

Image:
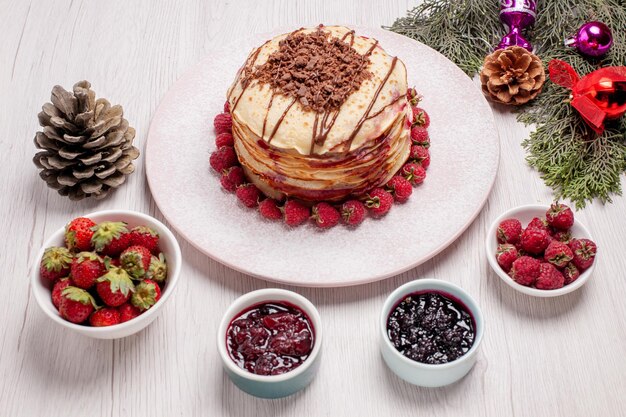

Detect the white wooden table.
[{"left": 2, "top": 1, "right": 625, "bottom": 416}]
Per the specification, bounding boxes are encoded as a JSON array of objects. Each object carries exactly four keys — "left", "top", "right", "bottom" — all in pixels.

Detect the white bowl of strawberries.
[
  {"left": 32, "top": 210, "right": 181, "bottom": 339},
  {"left": 486, "top": 204, "right": 597, "bottom": 297}
]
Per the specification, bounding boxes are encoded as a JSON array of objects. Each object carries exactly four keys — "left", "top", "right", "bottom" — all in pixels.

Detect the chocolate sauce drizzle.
[
  {"left": 229, "top": 27, "right": 403, "bottom": 157},
  {"left": 342, "top": 56, "right": 398, "bottom": 153}
]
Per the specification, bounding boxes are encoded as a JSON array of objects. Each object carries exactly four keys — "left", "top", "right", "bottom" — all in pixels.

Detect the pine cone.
[
  {"left": 480, "top": 46, "right": 546, "bottom": 106},
  {"left": 33, "top": 81, "right": 139, "bottom": 200}
]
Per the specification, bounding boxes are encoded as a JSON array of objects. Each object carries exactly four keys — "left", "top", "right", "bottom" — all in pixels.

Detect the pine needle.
[{"left": 388, "top": 0, "right": 626, "bottom": 208}]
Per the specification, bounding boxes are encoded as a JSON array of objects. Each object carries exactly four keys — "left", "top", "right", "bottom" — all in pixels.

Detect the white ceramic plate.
[{"left": 145, "top": 26, "right": 500, "bottom": 287}]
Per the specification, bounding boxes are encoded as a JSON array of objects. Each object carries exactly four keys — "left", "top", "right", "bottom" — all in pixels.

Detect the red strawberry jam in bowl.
[
  {"left": 227, "top": 301, "right": 314, "bottom": 376},
  {"left": 380, "top": 279, "right": 484, "bottom": 387},
  {"left": 218, "top": 289, "right": 322, "bottom": 398}
]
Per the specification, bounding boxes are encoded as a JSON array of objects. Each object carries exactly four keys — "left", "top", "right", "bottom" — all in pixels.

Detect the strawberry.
[
  {"left": 412, "top": 107, "right": 430, "bottom": 128},
  {"left": 96, "top": 265, "right": 135, "bottom": 307},
  {"left": 527, "top": 217, "right": 550, "bottom": 233},
  {"left": 496, "top": 243, "right": 519, "bottom": 272},
  {"left": 236, "top": 183, "right": 261, "bottom": 208},
  {"left": 341, "top": 200, "right": 366, "bottom": 226},
  {"left": 535, "top": 263, "right": 565, "bottom": 290},
  {"left": 90, "top": 307, "right": 121, "bottom": 327},
  {"left": 544, "top": 241, "right": 574, "bottom": 268},
  {"left": 386, "top": 176, "right": 413, "bottom": 203},
  {"left": 509, "top": 256, "right": 541, "bottom": 287},
  {"left": 71, "top": 252, "right": 106, "bottom": 289},
  {"left": 210, "top": 146, "right": 238, "bottom": 173},
  {"left": 220, "top": 166, "right": 246, "bottom": 192},
  {"left": 520, "top": 227, "right": 550, "bottom": 255},
  {"left": 223, "top": 101, "right": 231, "bottom": 113},
  {"left": 312, "top": 202, "right": 340, "bottom": 229},
  {"left": 64, "top": 217, "right": 96, "bottom": 252},
  {"left": 120, "top": 245, "right": 152, "bottom": 280},
  {"left": 146, "top": 253, "right": 167, "bottom": 284},
  {"left": 284, "top": 200, "right": 310, "bottom": 227},
  {"left": 59, "top": 286, "right": 97, "bottom": 324},
  {"left": 259, "top": 198, "right": 283, "bottom": 220},
  {"left": 131, "top": 279, "right": 161, "bottom": 311},
  {"left": 91, "top": 221, "right": 131, "bottom": 256},
  {"left": 410, "top": 126, "right": 430, "bottom": 146},
  {"left": 407, "top": 87, "right": 421, "bottom": 106},
  {"left": 129, "top": 226, "right": 160, "bottom": 254},
  {"left": 214, "top": 112, "right": 233, "bottom": 134},
  {"left": 365, "top": 188, "right": 394, "bottom": 217},
  {"left": 496, "top": 218, "right": 522, "bottom": 244},
  {"left": 215, "top": 132, "right": 234, "bottom": 148},
  {"left": 409, "top": 145, "right": 430, "bottom": 169},
  {"left": 119, "top": 302, "right": 142, "bottom": 323},
  {"left": 40, "top": 247, "right": 73, "bottom": 281},
  {"left": 51, "top": 277, "right": 72, "bottom": 309},
  {"left": 563, "top": 262, "right": 581, "bottom": 285},
  {"left": 400, "top": 162, "right": 426, "bottom": 186},
  {"left": 546, "top": 202, "right": 574, "bottom": 230},
  {"left": 569, "top": 238, "right": 597, "bottom": 271}
]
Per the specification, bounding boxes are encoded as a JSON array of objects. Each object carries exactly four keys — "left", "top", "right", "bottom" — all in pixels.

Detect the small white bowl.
[
  {"left": 217, "top": 289, "right": 322, "bottom": 398},
  {"left": 31, "top": 210, "right": 182, "bottom": 339},
  {"left": 380, "top": 279, "right": 484, "bottom": 388},
  {"left": 486, "top": 204, "right": 595, "bottom": 297}
]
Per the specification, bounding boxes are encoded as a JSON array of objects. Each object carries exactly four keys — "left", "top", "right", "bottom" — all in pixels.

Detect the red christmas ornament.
[{"left": 548, "top": 59, "right": 626, "bottom": 134}]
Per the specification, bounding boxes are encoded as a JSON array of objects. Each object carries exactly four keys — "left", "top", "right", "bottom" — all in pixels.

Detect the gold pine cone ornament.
[
  {"left": 480, "top": 46, "right": 546, "bottom": 105},
  {"left": 33, "top": 81, "right": 139, "bottom": 200}
]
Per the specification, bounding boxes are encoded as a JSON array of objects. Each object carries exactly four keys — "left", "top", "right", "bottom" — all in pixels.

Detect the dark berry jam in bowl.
[
  {"left": 380, "top": 279, "right": 484, "bottom": 388},
  {"left": 217, "top": 289, "right": 322, "bottom": 399}
]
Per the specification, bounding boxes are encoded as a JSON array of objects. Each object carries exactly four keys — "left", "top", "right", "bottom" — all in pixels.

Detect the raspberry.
[
  {"left": 544, "top": 241, "right": 574, "bottom": 268},
  {"left": 365, "top": 188, "right": 394, "bottom": 217},
  {"left": 569, "top": 238, "right": 597, "bottom": 271},
  {"left": 312, "top": 202, "right": 340, "bottom": 229},
  {"left": 563, "top": 262, "right": 581, "bottom": 285},
  {"left": 509, "top": 256, "right": 541, "bottom": 287},
  {"left": 409, "top": 145, "right": 430, "bottom": 169},
  {"left": 386, "top": 176, "right": 413, "bottom": 203},
  {"left": 341, "top": 200, "right": 366, "bottom": 226},
  {"left": 546, "top": 202, "right": 574, "bottom": 230},
  {"left": 223, "top": 101, "right": 231, "bottom": 113},
  {"left": 527, "top": 217, "right": 550, "bottom": 232},
  {"left": 210, "top": 146, "right": 237, "bottom": 173},
  {"left": 284, "top": 200, "right": 310, "bottom": 227},
  {"left": 407, "top": 87, "right": 421, "bottom": 106},
  {"left": 410, "top": 126, "right": 430, "bottom": 146},
  {"left": 520, "top": 227, "right": 550, "bottom": 255},
  {"left": 220, "top": 166, "right": 245, "bottom": 192},
  {"left": 551, "top": 229, "right": 572, "bottom": 244},
  {"left": 412, "top": 107, "right": 430, "bottom": 128},
  {"left": 400, "top": 162, "right": 426, "bottom": 186},
  {"left": 215, "top": 132, "right": 234, "bottom": 148},
  {"left": 259, "top": 199, "right": 282, "bottom": 220},
  {"left": 535, "top": 263, "right": 565, "bottom": 290},
  {"left": 214, "top": 112, "right": 232, "bottom": 134},
  {"left": 235, "top": 184, "right": 261, "bottom": 208},
  {"left": 497, "top": 218, "right": 522, "bottom": 244},
  {"left": 496, "top": 244, "right": 518, "bottom": 272}
]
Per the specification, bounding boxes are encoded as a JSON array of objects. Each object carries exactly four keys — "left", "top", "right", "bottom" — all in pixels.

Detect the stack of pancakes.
[{"left": 227, "top": 25, "right": 411, "bottom": 202}]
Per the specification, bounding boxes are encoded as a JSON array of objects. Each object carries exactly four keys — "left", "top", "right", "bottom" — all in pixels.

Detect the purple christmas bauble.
[
  {"left": 497, "top": 0, "right": 537, "bottom": 51},
  {"left": 565, "top": 21, "right": 613, "bottom": 58}
]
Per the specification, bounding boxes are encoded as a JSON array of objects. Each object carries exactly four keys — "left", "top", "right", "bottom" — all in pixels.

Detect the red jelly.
[{"left": 226, "top": 301, "right": 314, "bottom": 376}]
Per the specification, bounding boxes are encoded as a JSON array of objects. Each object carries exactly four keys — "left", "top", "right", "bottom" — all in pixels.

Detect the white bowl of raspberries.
[
  {"left": 32, "top": 210, "right": 181, "bottom": 339},
  {"left": 486, "top": 203, "right": 597, "bottom": 297}
]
